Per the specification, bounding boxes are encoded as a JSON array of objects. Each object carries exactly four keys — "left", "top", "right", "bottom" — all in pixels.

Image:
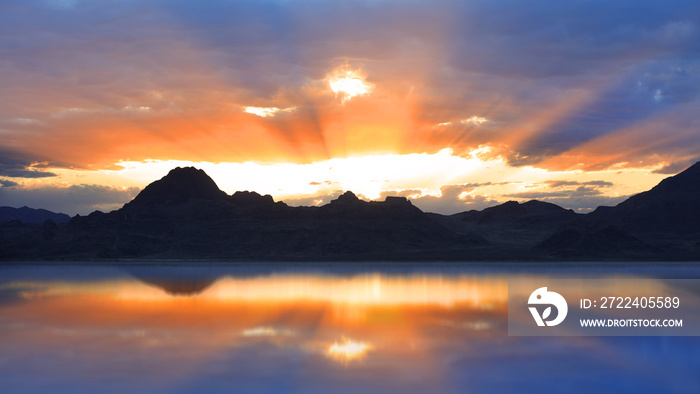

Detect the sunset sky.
[{"left": 1, "top": 0, "right": 699, "bottom": 215}]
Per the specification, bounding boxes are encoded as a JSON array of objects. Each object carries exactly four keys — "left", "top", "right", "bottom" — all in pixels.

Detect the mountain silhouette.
[
  {"left": 430, "top": 200, "right": 579, "bottom": 249},
  {"left": 125, "top": 167, "right": 228, "bottom": 208},
  {"left": 0, "top": 206, "right": 70, "bottom": 225},
  {"left": 6, "top": 167, "right": 485, "bottom": 260},
  {"left": 2, "top": 162, "right": 699, "bottom": 261},
  {"left": 588, "top": 161, "right": 700, "bottom": 232},
  {"left": 537, "top": 162, "right": 700, "bottom": 259}
]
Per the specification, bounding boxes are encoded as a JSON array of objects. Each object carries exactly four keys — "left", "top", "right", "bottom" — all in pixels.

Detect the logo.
[{"left": 528, "top": 287, "right": 568, "bottom": 327}]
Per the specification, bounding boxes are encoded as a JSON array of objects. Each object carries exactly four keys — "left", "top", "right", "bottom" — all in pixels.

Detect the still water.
[{"left": 1, "top": 262, "right": 699, "bottom": 393}]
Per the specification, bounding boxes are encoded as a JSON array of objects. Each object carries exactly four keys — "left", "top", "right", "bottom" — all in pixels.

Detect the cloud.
[
  {"left": 284, "top": 191, "right": 345, "bottom": 207},
  {"left": 4, "top": 118, "right": 46, "bottom": 126},
  {"left": 505, "top": 186, "right": 603, "bottom": 200},
  {"left": 52, "top": 105, "right": 154, "bottom": 118},
  {"left": 380, "top": 184, "right": 502, "bottom": 214},
  {"left": 653, "top": 158, "right": 700, "bottom": 174},
  {"left": 0, "top": 147, "right": 60, "bottom": 178},
  {"left": 243, "top": 106, "right": 297, "bottom": 118},
  {"left": 0, "top": 179, "right": 19, "bottom": 188},
  {"left": 0, "top": 184, "right": 140, "bottom": 216},
  {"left": 1, "top": 0, "right": 699, "bottom": 180},
  {"left": 546, "top": 180, "right": 613, "bottom": 188},
  {"left": 460, "top": 116, "right": 489, "bottom": 126},
  {"left": 308, "top": 181, "right": 337, "bottom": 186},
  {"left": 282, "top": 184, "right": 501, "bottom": 214},
  {"left": 503, "top": 185, "right": 630, "bottom": 212},
  {"left": 0, "top": 169, "right": 57, "bottom": 178}
]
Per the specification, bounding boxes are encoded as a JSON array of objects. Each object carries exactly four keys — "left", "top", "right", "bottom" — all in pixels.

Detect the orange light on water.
[{"left": 328, "top": 338, "right": 373, "bottom": 363}]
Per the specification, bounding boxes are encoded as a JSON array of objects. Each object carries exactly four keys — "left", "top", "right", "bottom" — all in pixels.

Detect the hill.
[
  {"left": 2, "top": 163, "right": 700, "bottom": 261},
  {"left": 0, "top": 206, "right": 71, "bottom": 225},
  {"left": 536, "top": 162, "right": 700, "bottom": 259}
]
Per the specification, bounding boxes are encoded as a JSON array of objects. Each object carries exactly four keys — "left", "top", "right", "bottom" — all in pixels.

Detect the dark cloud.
[
  {"left": 0, "top": 169, "right": 57, "bottom": 178},
  {"left": 0, "top": 147, "right": 59, "bottom": 178},
  {"left": 653, "top": 158, "right": 700, "bottom": 174},
  {"left": 0, "top": 184, "right": 140, "bottom": 216},
  {"left": 539, "top": 196, "right": 631, "bottom": 213},
  {"left": 442, "top": 1, "right": 700, "bottom": 167},
  {"left": 583, "top": 181, "right": 614, "bottom": 188},
  {"left": 546, "top": 180, "right": 613, "bottom": 188},
  {"left": 546, "top": 181, "right": 579, "bottom": 188},
  {"left": 451, "top": 0, "right": 700, "bottom": 79},
  {"left": 504, "top": 185, "right": 630, "bottom": 212},
  {"left": 505, "top": 186, "right": 603, "bottom": 199},
  {"left": 0, "top": 179, "right": 19, "bottom": 188}
]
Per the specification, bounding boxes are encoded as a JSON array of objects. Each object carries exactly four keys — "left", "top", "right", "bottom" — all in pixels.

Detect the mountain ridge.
[
  {"left": 2, "top": 162, "right": 699, "bottom": 261},
  {"left": 0, "top": 206, "right": 71, "bottom": 225}
]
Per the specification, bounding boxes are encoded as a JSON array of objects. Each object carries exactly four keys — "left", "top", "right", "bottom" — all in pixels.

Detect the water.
[{"left": 1, "top": 262, "right": 699, "bottom": 393}]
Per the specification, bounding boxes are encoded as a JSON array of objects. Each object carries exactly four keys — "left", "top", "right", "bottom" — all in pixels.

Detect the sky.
[{"left": 1, "top": 0, "right": 699, "bottom": 215}]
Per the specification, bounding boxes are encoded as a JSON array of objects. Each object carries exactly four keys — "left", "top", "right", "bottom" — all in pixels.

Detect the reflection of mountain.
[
  {"left": 2, "top": 162, "right": 700, "bottom": 261},
  {"left": 124, "top": 266, "right": 219, "bottom": 296}
]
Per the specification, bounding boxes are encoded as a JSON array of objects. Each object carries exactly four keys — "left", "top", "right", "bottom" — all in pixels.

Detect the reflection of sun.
[
  {"left": 329, "top": 69, "right": 371, "bottom": 101},
  {"left": 328, "top": 337, "right": 373, "bottom": 363}
]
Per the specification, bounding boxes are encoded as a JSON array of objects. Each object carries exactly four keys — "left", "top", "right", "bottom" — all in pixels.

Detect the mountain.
[
  {"left": 0, "top": 167, "right": 488, "bottom": 260},
  {"left": 2, "top": 162, "right": 699, "bottom": 261},
  {"left": 537, "top": 162, "right": 700, "bottom": 259},
  {"left": 454, "top": 200, "right": 577, "bottom": 225},
  {"left": 588, "top": 161, "right": 700, "bottom": 233},
  {"left": 124, "top": 166, "right": 229, "bottom": 208},
  {"left": 0, "top": 206, "right": 71, "bottom": 225},
  {"left": 429, "top": 200, "right": 580, "bottom": 248}
]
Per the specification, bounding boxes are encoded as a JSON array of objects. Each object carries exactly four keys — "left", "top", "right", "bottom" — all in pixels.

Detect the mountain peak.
[
  {"left": 126, "top": 167, "right": 228, "bottom": 208},
  {"left": 617, "top": 160, "right": 700, "bottom": 204},
  {"left": 654, "top": 160, "right": 700, "bottom": 191},
  {"left": 587, "top": 161, "right": 700, "bottom": 232},
  {"left": 331, "top": 191, "right": 362, "bottom": 205},
  {"left": 231, "top": 190, "right": 276, "bottom": 206}
]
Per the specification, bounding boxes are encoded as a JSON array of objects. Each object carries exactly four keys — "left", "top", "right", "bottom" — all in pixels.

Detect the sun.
[{"left": 329, "top": 68, "right": 372, "bottom": 102}]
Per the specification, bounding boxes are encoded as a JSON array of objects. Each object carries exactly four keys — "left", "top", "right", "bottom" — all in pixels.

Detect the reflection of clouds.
[
  {"left": 207, "top": 274, "right": 508, "bottom": 307},
  {"left": 2, "top": 268, "right": 700, "bottom": 392},
  {"left": 328, "top": 338, "right": 374, "bottom": 364},
  {"left": 435, "top": 319, "right": 493, "bottom": 331},
  {"left": 241, "top": 326, "right": 296, "bottom": 338}
]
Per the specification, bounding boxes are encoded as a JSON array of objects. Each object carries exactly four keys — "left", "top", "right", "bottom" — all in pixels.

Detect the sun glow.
[
  {"left": 461, "top": 116, "right": 489, "bottom": 126},
  {"left": 328, "top": 338, "right": 373, "bottom": 363},
  {"left": 242, "top": 326, "right": 295, "bottom": 337},
  {"left": 329, "top": 69, "right": 371, "bottom": 101},
  {"left": 42, "top": 145, "right": 670, "bottom": 216},
  {"left": 244, "top": 106, "right": 296, "bottom": 117},
  {"left": 108, "top": 148, "right": 495, "bottom": 202}
]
